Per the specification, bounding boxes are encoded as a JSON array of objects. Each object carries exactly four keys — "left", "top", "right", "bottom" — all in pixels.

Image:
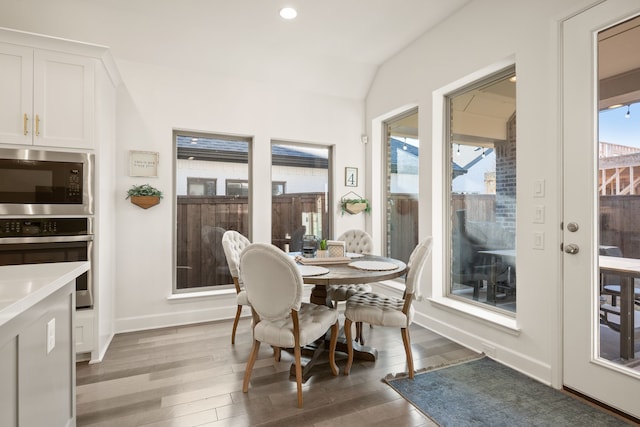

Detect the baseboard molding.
[
  {"left": 413, "top": 310, "right": 554, "bottom": 387},
  {"left": 114, "top": 305, "right": 249, "bottom": 334}
]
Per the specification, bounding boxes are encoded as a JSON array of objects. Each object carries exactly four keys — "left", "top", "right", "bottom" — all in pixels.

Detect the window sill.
[
  {"left": 427, "top": 296, "right": 521, "bottom": 336},
  {"left": 167, "top": 288, "right": 236, "bottom": 301}
]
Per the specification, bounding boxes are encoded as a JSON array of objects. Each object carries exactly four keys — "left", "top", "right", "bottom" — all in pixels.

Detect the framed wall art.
[
  {"left": 345, "top": 167, "right": 358, "bottom": 187},
  {"left": 129, "top": 150, "right": 159, "bottom": 177}
]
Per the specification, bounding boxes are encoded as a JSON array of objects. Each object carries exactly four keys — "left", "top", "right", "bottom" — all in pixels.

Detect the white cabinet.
[{"left": 0, "top": 42, "right": 95, "bottom": 149}]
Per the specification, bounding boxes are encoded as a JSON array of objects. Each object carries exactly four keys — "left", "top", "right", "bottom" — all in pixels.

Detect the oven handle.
[{"left": 0, "top": 235, "right": 94, "bottom": 244}]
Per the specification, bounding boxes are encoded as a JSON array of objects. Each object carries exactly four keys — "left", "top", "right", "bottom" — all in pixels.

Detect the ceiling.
[{"left": 0, "top": 0, "right": 472, "bottom": 99}]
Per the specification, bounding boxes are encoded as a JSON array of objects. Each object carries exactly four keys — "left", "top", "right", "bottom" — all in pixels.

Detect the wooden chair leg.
[
  {"left": 231, "top": 305, "right": 243, "bottom": 344},
  {"left": 272, "top": 346, "right": 281, "bottom": 362},
  {"left": 328, "top": 320, "right": 339, "bottom": 376},
  {"left": 243, "top": 339, "right": 261, "bottom": 392},
  {"left": 401, "top": 327, "right": 414, "bottom": 379},
  {"left": 294, "top": 345, "right": 304, "bottom": 408},
  {"left": 344, "top": 318, "right": 354, "bottom": 375}
]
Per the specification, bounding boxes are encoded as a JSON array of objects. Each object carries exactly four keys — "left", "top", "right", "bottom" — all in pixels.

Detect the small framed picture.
[
  {"left": 130, "top": 151, "right": 159, "bottom": 177},
  {"left": 345, "top": 167, "right": 358, "bottom": 187}
]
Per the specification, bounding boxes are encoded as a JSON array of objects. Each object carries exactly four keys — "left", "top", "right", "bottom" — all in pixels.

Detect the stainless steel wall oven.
[
  {"left": 0, "top": 217, "right": 93, "bottom": 308},
  {"left": 0, "top": 148, "right": 94, "bottom": 216}
]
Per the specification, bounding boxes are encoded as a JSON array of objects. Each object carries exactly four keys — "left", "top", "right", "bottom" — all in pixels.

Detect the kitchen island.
[{"left": 0, "top": 261, "right": 89, "bottom": 427}]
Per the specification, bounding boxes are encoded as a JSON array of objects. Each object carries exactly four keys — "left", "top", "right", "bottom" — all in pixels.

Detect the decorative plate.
[
  {"left": 297, "top": 265, "right": 330, "bottom": 276},
  {"left": 348, "top": 260, "right": 399, "bottom": 271}
]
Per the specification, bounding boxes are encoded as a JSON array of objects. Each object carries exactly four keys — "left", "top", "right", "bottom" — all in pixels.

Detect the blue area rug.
[{"left": 384, "top": 357, "right": 629, "bottom": 426}]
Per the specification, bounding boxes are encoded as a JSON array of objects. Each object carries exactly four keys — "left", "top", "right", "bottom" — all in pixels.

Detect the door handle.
[{"left": 564, "top": 244, "right": 579, "bottom": 254}]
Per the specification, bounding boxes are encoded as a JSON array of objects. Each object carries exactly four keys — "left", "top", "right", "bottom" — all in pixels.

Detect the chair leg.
[
  {"left": 242, "top": 339, "right": 261, "bottom": 393},
  {"left": 328, "top": 320, "right": 339, "bottom": 376},
  {"left": 231, "top": 305, "right": 243, "bottom": 344},
  {"left": 401, "top": 327, "right": 414, "bottom": 379},
  {"left": 272, "top": 346, "right": 281, "bottom": 362},
  {"left": 294, "top": 345, "right": 304, "bottom": 408},
  {"left": 344, "top": 318, "right": 354, "bottom": 375},
  {"left": 356, "top": 321, "right": 365, "bottom": 345}
]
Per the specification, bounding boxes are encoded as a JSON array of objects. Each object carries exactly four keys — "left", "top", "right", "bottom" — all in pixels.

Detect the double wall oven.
[{"left": 0, "top": 148, "right": 94, "bottom": 309}]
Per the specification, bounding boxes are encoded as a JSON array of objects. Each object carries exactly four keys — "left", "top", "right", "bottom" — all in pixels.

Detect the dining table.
[
  {"left": 293, "top": 253, "right": 407, "bottom": 378},
  {"left": 599, "top": 255, "right": 638, "bottom": 360}
]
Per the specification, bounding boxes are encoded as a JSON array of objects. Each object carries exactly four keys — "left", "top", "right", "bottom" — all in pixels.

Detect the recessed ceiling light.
[{"left": 280, "top": 7, "right": 297, "bottom": 20}]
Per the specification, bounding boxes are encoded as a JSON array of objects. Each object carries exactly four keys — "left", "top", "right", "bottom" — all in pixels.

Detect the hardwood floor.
[{"left": 76, "top": 316, "right": 478, "bottom": 426}]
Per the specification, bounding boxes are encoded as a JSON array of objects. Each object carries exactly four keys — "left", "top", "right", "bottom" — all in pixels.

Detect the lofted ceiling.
[{"left": 0, "top": 0, "right": 472, "bottom": 99}]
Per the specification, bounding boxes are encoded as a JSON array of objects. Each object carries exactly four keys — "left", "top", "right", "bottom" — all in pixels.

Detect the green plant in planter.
[
  {"left": 126, "top": 183, "right": 163, "bottom": 199},
  {"left": 319, "top": 239, "right": 328, "bottom": 250},
  {"left": 340, "top": 198, "right": 371, "bottom": 215},
  {"left": 127, "top": 184, "right": 163, "bottom": 209}
]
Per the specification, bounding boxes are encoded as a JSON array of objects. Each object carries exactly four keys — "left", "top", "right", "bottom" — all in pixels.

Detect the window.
[
  {"left": 187, "top": 177, "right": 216, "bottom": 196},
  {"left": 272, "top": 181, "right": 286, "bottom": 195},
  {"left": 271, "top": 141, "right": 331, "bottom": 252},
  {"left": 384, "top": 109, "right": 419, "bottom": 264},
  {"left": 226, "top": 179, "right": 248, "bottom": 196},
  {"left": 174, "top": 131, "right": 250, "bottom": 291},
  {"left": 446, "top": 66, "right": 517, "bottom": 313}
]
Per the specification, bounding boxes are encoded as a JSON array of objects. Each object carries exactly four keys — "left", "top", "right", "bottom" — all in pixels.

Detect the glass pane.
[
  {"left": 597, "top": 16, "right": 640, "bottom": 366},
  {"left": 386, "top": 110, "right": 419, "bottom": 264},
  {"left": 448, "top": 67, "right": 517, "bottom": 313},
  {"left": 175, "top": 133, "right": 250, "bottom": 290},
  {"left": 271, "top": 142, "right": 330, "bottom": 253}
]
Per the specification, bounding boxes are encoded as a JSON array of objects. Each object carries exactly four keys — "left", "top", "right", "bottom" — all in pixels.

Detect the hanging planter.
[
  {"left": 126, "top": 184, "right": 163, "bottom": 209},
  {"left": 340, "top": 191, "right": 371, "bottom": 215}
]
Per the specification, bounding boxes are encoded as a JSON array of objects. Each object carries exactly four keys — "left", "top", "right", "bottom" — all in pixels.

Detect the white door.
[{"left": 563, "top": 0, "right": 640, "bottom": 419}]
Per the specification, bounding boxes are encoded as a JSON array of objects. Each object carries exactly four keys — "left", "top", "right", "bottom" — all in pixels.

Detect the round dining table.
[{"left": 292, "top": 253, "right": 407, "bottom": 377}]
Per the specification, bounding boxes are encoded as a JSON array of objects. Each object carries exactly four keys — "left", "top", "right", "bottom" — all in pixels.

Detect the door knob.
[
  {"left": 564, "top": 244, "right": 579, "bottom": 254},
  {"left": 567, "top": 222, "right": 579, "bottom": 232}
]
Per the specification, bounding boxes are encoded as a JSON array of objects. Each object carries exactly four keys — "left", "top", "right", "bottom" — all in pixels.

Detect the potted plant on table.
[{"left": 126, "top": 183, "right": 163, "bottom": 209}]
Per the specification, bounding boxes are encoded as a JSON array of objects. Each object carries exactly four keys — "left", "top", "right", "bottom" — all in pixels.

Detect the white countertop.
[{"left": 0, "top": 261, "right": 90, "bottom": 328}]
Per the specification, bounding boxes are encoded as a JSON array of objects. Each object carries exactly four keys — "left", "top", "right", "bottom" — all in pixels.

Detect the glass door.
[{"left": 562, "top": 0, "right": 640, "bottom": 418}]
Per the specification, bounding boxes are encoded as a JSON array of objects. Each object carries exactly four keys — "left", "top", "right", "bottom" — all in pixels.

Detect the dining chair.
[
  {"left": 240, "top": 243, "right": 339, "bottom": 408},
  {"left": 221, "top": 230, "right": 251, "bottom": 345},
  {"left": 326, "top": 229, "right": 374, "bottom": 343},
  {"left": 343, "top": 237, "right": 433, "bottom": 378}
]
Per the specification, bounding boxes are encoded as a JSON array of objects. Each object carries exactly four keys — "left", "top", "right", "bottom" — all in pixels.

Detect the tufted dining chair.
[
  {"left": 326, "top": 229, "right": 374, "bottom": 343},
  {"left": 343, "top": 237, "right": 433, "bottom": 379},
  {"left": 221, "top": 230, "right": 251, "bottom": 345},
  {"left": 240, "top": 243, "right": 339, "bottom": 408}
]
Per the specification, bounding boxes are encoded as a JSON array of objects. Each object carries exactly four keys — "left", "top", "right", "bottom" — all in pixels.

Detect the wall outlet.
[{"left": 47, "top": 318, "right": 56, "bottom": 354}]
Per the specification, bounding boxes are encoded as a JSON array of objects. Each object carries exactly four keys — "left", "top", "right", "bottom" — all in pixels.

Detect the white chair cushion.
[
  {"left": 253, "top": 303, "right": 338, "bottom": 348},
  {"left": 326, "top": 284, "right": 372, "bottom": 302},
  {"left": 236, "top": 289, "right": 249, "bottom": 305},
  {"left": 345, "top": 292, "right": 414, "bottom": 328}
]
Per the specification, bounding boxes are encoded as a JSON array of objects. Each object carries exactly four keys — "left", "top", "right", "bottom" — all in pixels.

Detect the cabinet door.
[
  {"left": 33, "top": 50, "right": 95, "bottom": 149},
  {"left": 0, "top": 43, "right": 33, "bottom": 145}
]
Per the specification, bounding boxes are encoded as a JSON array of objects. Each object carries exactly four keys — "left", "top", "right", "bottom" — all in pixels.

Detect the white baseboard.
[{"left": 114, "top": 305, "right": 249, "bottom": 334}]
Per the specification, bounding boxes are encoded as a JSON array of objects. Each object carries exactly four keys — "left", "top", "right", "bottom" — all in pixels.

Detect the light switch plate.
[
  {"left": 534, "top": 205, "right": 545, "bottom": 224},
  {"left": 534, "top": 179, "right": 545, "bottom": 198},
  {"left": 533, "top": 232, "right": 545, "bottom": 250}
]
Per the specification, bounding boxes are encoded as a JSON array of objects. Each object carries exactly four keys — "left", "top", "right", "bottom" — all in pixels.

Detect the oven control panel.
[{"left": 0, "top": 218, "right": 90, "bottom": 237}]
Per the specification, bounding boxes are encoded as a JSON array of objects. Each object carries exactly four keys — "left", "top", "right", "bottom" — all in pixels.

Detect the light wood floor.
[{"left": 76, "top": 316, "right": 479, "bottom": 426}]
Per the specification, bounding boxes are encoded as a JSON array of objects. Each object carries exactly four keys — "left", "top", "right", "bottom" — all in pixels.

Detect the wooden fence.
[
  {"left": 176, "top": 192, "right": 639, "bottom": 289},
  {"left": 176, "top": 193, "right": 327, "bottom": 288}
]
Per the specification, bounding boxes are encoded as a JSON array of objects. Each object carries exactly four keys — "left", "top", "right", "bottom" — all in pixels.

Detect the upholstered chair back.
[
  {"left": 240, "top": 243, "right": 303, "bottom": 321},
  {"left": 405, "top": 237, "right": 433, "bottom": 297},
  {"left": 222, "top": 230, "right": 251, "bottom": 279},
  {"left": 337, "top": 229, "right": 373, "bottom": 254}
]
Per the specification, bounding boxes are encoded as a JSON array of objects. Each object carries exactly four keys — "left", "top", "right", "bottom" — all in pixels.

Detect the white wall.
[
  {"left": 114, "top": 58, "right": 366, "bottom": 331},
  {"left": 366, "top": 0, "right": 597, "bottom": 387}
]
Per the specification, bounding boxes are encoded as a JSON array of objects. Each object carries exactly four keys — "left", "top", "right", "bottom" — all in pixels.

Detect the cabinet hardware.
[
  {"left": 36, "top": 114, "right": 40, "bottom": 136},
  {"left": 23, "top": 113, "right": 28, "bottom": 135}
]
